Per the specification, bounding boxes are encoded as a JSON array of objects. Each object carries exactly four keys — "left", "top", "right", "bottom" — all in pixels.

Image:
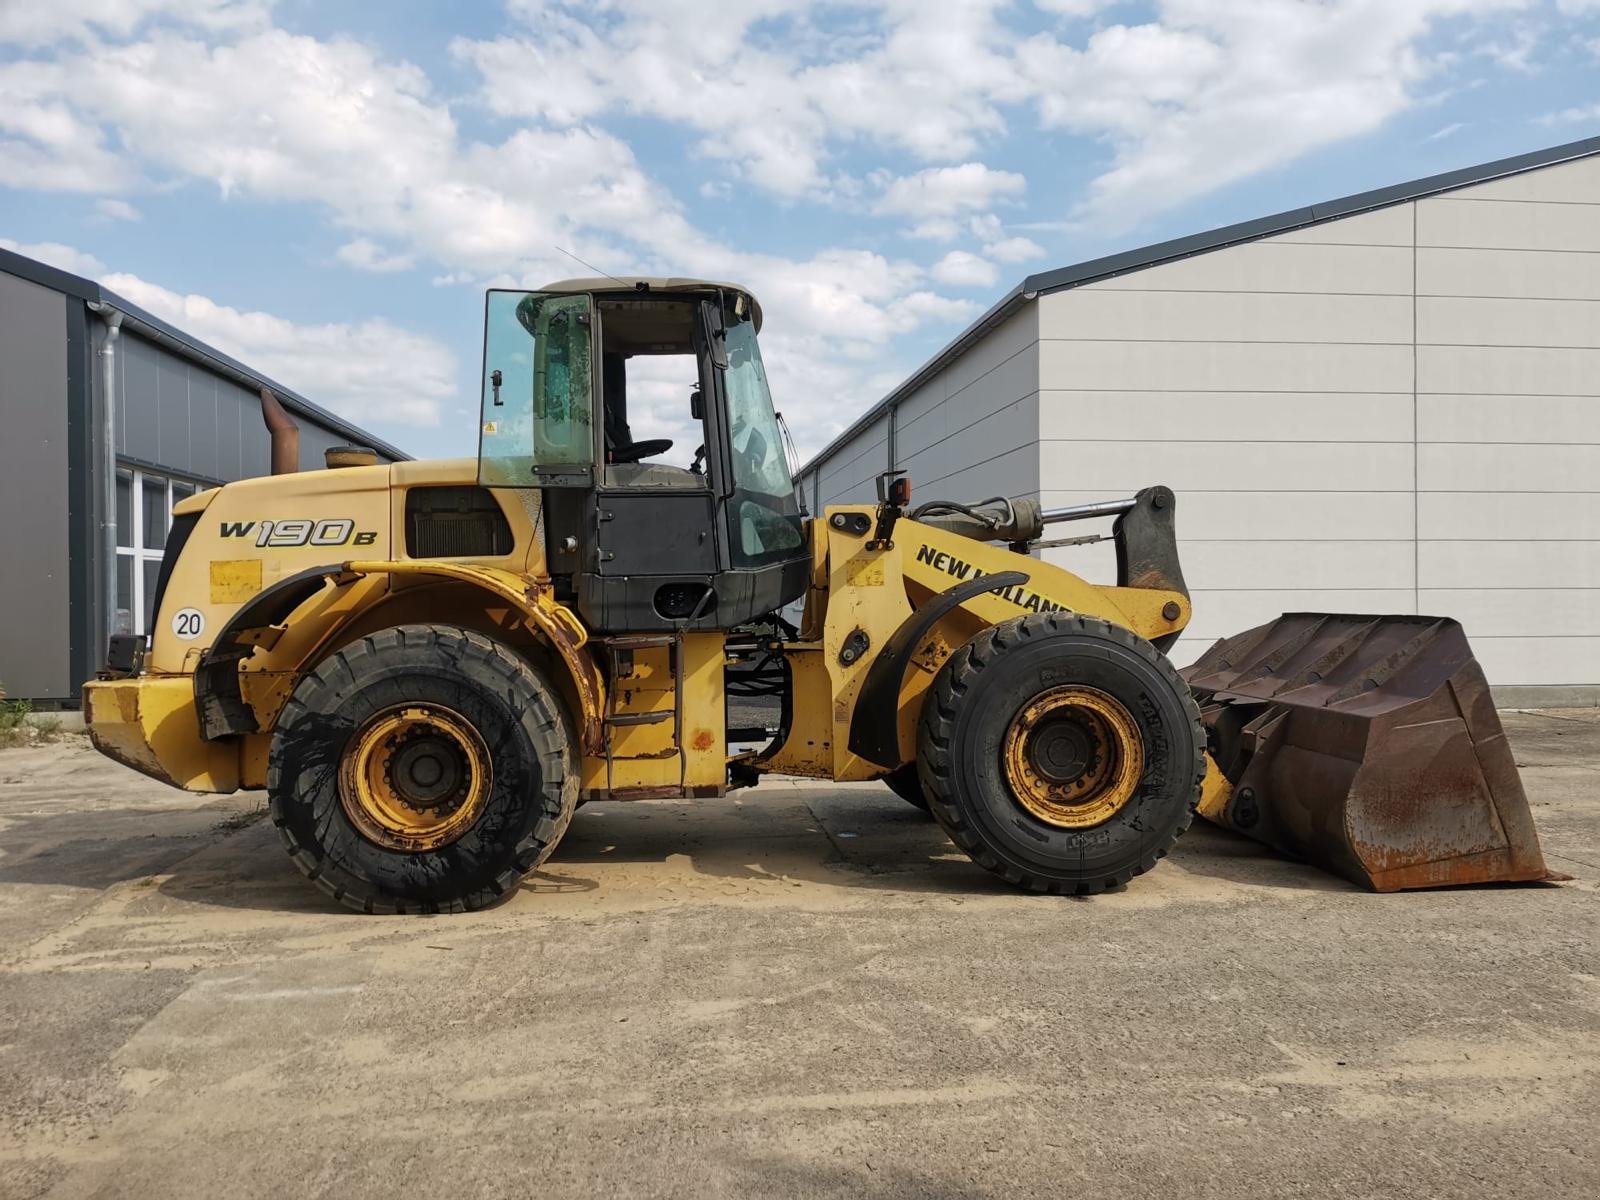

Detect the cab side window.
[{"left": 479, "top": 291, "right": 594, "bottom": 487}]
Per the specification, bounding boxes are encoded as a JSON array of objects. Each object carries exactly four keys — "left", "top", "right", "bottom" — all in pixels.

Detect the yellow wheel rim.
[
  {"left": 1001, "top": 686, "right": 1144, "bottom": 829},
  {"left": 338, "top": 704, "right": 492, "bottom": 852}
]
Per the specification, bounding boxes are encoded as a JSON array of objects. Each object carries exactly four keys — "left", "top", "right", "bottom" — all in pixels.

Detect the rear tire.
[
  {"left": 268, "top": 624, "right": 577, "bottom": 914},
  {"left": 883, "top": 763, "right": 930, "bottom": 813},
  {"left": 917, "top": 612, "right": 1204, "bottom": 894}
]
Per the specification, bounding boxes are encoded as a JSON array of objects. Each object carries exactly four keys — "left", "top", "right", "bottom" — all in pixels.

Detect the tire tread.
[
  {"left": 917, "top": 611, "right": 1205, "bottom": 895},
  {"left": 267, "top": 623, "right": 577, "bottom": 915}
]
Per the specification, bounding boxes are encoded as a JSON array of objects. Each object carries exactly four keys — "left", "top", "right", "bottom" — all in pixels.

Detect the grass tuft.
[{"left": 0, "top": 685, "right": 67, "bottom": 749}]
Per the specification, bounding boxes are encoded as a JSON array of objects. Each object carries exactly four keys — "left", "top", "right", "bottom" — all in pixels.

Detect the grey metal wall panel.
[
  {"left": 215, "top": 377, "right": 242, "bottom": 479},
  {"left": 112, "top": 330, "right": 384, "bottom": 485},
  {"left": 119, "top": 336, "right": 162, "bottom": 464},
  {"left": 237, "top": 378, "right": 272, "bottom": 478},
  {"left": 188, "top": 371, "right": 219, "bottom": 479},
  {"left": 296, "top": 422, "right": 351, "bottom": 472},
  {"left": 0, "top": 273, "right": 71, "bottom": 698},
  {"left": 156, "top": 353, "right": 191, "bottom": 471}
]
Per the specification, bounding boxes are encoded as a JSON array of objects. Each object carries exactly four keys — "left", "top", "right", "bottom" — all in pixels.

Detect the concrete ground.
[{"left": 0, "top": 714, "right": 1597, "bottom": 1200}]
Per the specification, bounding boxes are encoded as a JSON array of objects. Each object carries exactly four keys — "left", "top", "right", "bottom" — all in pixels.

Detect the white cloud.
[
  {"left": 876, "top": 163, "right": 1027, "bottom": 218},
  {"left": 0, "top": 24, "right": 973, "bottom": 454},
  {"left": 95, "top": 197, "right": 141, "bottom": 221},
  {"left": 335, "top": 238, "right": 414, "bottom": 273},
  {"left": 930, "top": 250, "right": 1001, "bottom": 289},
  {"left": 896, "top": 290, "right": 982, "bottom": 323},
  {"left": 0, "top": 237, "right": 106, "bottom": 276},
  {"left": 905, "top": 218, "right": 962, "bottom": 241},
  {"left": 0, "top": 0, "right": 272, "bottom": 48},
  {"left": 0, "top": 60, "right": 135, "bottom": 191},
  {"left": 451, "top": 0, "right": 1538, "bottom": 243},
  {"left": 1426, "top": 122, "right": 1466, "bottom": 141},
  {"left": 1035, "top": 0, "right": 1118, "bottom": 14},
  {"left": 1014, "top": 0, "right": 1535, "bottom": 230},
  {"left": 104, "top": 271, "right": 457, "bottom": 426},
  {"left": 456, "top": 1, "right": 1033, "bottom": 201},
  {"left": 985, "top": 235, "right": 1047, "bottom": 263},
  {"left": 1539, "top": 102, "right": 1600, "bottom": 124},
  {"left": 0, "top": 1, "right": 1554, "bottom": 456}
]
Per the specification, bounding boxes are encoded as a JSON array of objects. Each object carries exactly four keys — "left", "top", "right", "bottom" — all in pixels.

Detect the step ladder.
[{"left": 600, "top": 633, "right": 686, "bottom": 793}]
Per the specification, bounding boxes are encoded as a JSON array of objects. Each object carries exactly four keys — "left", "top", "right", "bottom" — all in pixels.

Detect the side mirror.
[{"left": 690, "top": 388, "right": 704, "bottom": 420}]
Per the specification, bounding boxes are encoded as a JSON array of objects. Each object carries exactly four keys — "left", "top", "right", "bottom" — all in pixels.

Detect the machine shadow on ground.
[
  {"left": 0, "top": 778, "right": 1383, "bottom": 918},
  {"left": 17, "top": 716, "right": 1592, "bottom": 917}
]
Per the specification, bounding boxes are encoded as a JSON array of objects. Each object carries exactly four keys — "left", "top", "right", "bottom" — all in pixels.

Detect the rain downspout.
[{"left": 88, "top": 302, "right": 124, "bottom": 646}]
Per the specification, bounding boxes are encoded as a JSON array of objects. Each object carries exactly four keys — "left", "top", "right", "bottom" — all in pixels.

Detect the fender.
[
  {"left": 195, "top": 563, "right": 355, "bottom": 740},
  {"left": 195, "top": 560, "right": 606, "bottom": 754},
  {"left": 846, "top": 569, "right": 1030, "bottom": 770}
]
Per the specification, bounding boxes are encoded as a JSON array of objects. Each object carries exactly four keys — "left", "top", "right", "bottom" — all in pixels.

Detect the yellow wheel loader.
[{"left": 82, "top": 277, "right": 1554, "bottom": 912}]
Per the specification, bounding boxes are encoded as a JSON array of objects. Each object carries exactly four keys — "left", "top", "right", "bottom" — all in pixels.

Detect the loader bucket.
[{"left": 1183, "top": 614, "right": 1553, "bottom": 892}]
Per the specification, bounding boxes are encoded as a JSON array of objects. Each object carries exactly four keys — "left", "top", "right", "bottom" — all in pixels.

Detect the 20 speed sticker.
[{"left": 171, "top": 608, "right": 206, "bottom": 640}]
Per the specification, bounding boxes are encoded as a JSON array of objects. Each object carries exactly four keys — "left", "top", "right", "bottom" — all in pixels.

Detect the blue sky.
[{"left": 3, "top": 0, "right": 1599, "bottom": 464}]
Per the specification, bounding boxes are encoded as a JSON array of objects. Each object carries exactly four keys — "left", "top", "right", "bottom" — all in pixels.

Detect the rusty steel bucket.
[{"left": 1183, "top": 614, "right": 1554, "bottom": 892}]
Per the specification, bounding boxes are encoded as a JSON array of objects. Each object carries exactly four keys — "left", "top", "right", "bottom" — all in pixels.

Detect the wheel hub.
[
  {"left": 1027, "top": 717, "right": 1098, "bottom": 784},
  {"left": 339, "top": 704, "right": 492, "bottom": 852},
  {"left": 1002, "top": 686, "right": 1144, "bottom": 829},
  {"left": 388, "top": 733, "right": 463, "bottom": 811}
]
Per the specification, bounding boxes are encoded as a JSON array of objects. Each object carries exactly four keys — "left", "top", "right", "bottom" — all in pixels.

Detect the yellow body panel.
[
  {"left": 765, "top": 506, "right": 1189, "bottom": 780},
  {"left": 580, "top": 633, "right": 728, "bottom": 797},
  {"left": 85, "top": 676, "right": 242, "bottom": 792},
  {"left": 146, "top": 463, "right": 395, "bottom": 674},
  {"left": 87, "top": 476, "right": 1201, "bottom": 806},
  {"left": 1197, "top": 756, "right": 1234, "bottom": 821}
]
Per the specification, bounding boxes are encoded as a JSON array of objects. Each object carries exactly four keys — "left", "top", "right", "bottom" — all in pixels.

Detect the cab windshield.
[{"left": 723, "top": 314, "right": 803, "bottom": 567}]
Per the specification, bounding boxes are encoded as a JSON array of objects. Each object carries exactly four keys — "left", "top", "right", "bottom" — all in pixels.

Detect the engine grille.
[{"left": 405, "top": 487, "right": 513, "bottom": 559}]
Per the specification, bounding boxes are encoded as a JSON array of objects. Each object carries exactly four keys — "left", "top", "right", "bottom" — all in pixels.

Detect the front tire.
[
  {"left": 269, "top": 624, "right": 577, "bottom": 914},
  {"left": 917, "top": 613, "right": 1204, "bottom": 894}
]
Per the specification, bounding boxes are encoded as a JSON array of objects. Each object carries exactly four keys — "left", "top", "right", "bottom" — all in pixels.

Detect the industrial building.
[
  {"left": 797, "top": 135, "right": 1600, "bottom": 705},
  {"left": 0, "top": 248, "right": 407, "bottom": 705}
]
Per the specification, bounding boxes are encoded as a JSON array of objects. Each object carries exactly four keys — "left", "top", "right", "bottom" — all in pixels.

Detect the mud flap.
[{"left": 1183, "top": 613, "right": 1555, "bottom": 892}]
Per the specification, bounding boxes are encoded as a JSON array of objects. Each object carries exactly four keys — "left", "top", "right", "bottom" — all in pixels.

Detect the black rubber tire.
[
  {"left": 883, "top": 763, "right": 931, "bottom": 813},
  {"left": 268, "top": 624, "right": 577, "bottom": 914},
  {"left": 916, "top": 612, "right": 1205, "bottom": 894}
]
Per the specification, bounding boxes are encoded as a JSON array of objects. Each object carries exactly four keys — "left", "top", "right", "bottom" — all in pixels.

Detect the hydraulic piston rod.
[{"left": 1039, "top": 498, "right": 1138, "bottom": 524}]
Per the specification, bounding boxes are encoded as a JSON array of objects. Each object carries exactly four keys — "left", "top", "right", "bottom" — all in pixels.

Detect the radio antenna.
[{"left": 553, "top": 244, "right": 631, "bottom": 288}]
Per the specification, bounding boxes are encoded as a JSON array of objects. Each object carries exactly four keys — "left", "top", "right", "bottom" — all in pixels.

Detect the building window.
[{"left": 115, "top": 467, "right": 199, "bottom": 635}]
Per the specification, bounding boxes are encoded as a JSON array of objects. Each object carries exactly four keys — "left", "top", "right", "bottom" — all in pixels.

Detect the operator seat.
[{"left": 602, "top": 352, "right": 672, "bottom": 464}]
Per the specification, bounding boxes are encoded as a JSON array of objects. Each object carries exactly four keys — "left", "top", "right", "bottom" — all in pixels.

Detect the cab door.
[{"left": 478, "top": 290, "right": 596, "bottom": 490}]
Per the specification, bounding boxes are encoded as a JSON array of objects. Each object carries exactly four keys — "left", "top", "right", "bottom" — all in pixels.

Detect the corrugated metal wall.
[
  {"left": 1038, "top": 152, "right": 1600, "bottom": 691},
  {"left": 114, "top": 332, "right": 360, "bottom": 482},
  {"left": 801, "top": 306, "right": 1042, "bottom": 511},
  {"left": 1, "top": 262, "right": 403, "bottom": 701},
  {"left": 0, "top": 272, "right": 72, "bottom": 699},
  {"left": 797, "top": 151, "right": 1600, "bottom": 699}
]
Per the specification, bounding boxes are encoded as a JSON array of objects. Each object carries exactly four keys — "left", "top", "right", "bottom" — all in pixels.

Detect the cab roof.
[{"left": 538, "top": 276, "right": 762, "bottom": 331}]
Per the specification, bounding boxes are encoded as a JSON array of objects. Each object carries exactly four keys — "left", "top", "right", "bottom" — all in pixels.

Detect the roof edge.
[{"left": 1017, "top": 133, "right": 1600, "bottom": 299}]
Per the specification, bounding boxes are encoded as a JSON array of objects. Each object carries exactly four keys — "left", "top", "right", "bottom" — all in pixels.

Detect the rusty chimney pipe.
[{"left": 259, "top": 386, "right": 300, "bottom": 475}]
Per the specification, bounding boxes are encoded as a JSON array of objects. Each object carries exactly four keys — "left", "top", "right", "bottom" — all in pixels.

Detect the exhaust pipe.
[{"left": 259, "top": 386, "right": 299, "bottom": 475}]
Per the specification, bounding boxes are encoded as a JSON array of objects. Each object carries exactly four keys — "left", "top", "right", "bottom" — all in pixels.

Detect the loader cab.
[{"left": 478, "top": 277, "right": 809, "bottom": 633}]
